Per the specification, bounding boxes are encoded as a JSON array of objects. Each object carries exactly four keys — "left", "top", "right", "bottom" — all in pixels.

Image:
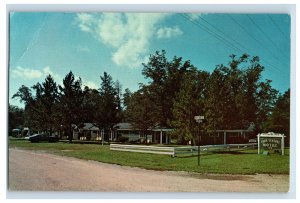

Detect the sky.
[{"left": 9, "top": 12, "right": 290, "bottom": 108}]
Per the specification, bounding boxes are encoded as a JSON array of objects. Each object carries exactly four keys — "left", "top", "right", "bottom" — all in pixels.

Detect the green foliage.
[
  {"left": 265, "top": 89, "right": 290, "bottom": 145},
  {"left": 95, "top": 72, "right": 121, "bottom": 133},
  {"left": 11, "top": 85, "right": 41, "bottom": 130},
  {"left": 171, "top": 70, "right": 209, "bottom": 144},
  {"left": 12, "top": 85, "right": 33, "bottom": 105},
  {"left": 11, "top": 75, "right": 59, "bottom": 134},
  {"left": 11, "top": 50, "right": 288, "bottom": 146},
  {"left": 204, "top": 54, "right": 279, "bottom": 134},
  {"left": 58, "top": 71, "right": 84, "bottom": 141},
  {"left": 39, "top": 75, "right": 59, "bottom": 135},
  {"left": 8, "top": 105, "right": 24, "bottom": 133},
  {"left": 82, "top": 87, "right": 101, "bottom": 123},
  {"left": 125, "top": 86, "right": 158, "bottom": 133},
  {"left": 141, "top": 50, "right": 198, "bottom": 127}
]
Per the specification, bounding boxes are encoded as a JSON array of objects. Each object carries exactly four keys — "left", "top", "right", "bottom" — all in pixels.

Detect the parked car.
[{"left": 28, "top": 134, "right": 59, "bottom": 143}]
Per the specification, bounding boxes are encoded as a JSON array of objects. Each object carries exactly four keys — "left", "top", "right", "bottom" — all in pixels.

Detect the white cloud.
[
  {"left": 11, "top": 66, "right": 64, "bottom": 85},
  {"left": 76, "top": 13, "right": 171, "bottom": 68},
  {"left": 96, "top": 13, "right": 127, "bottom": 48},
  {"left": 42, "top": 66, "right": 63, "bottom": 83},
  {"left": 11, "top": 66, "right": 98, "bottom": 90},
  {"left": 76, "top": 13, "right": 96, "bottom": 33},
  {"left": 156, "top": 26, "right": 183, "bottom": 39},
  {"left": 112, "top": 37, "right": 148, "bottom": 67},
  {"left": 12, "top": 66, "right": 43, "bottom": 79},
  {"left": 83, "top": 80, "right": 98, "bottom": 89},
  {"left": 73, "top": 75, "right": 98, "bottom": 90}
]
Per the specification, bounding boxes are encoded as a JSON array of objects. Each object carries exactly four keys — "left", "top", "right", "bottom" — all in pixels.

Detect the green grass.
[{"left": 8, "top": 138, "right": 290, "bottom": 175}]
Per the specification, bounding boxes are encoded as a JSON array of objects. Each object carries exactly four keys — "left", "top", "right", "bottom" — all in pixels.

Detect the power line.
[
  {"left": 181, "top": 14, "right": 243, "bottom": 53},
  {"left": 226, "top": 14, "right": 289, "bottom": 71},
  {"left": 181, "top": 14, "right": 289, "bottom": 79},
  {"left": 246, "top": 14, "right": 289, "bottom": 59},
  {"left": 197, "top": 15, "right": 250, "bottom": 53},
  {"left": 227, "top": 14, "right": 287, "bottom": 63},
  {"left": 267, "top": 14, "right": 290, "bottom": 41}
]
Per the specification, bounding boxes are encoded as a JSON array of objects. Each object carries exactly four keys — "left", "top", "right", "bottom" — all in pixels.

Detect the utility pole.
[
  {"left": 194, "top": 115, "right": 204, "bottom": 166},
  {"left": 101, "top": 129, "right": 104, "bottom": 146}
]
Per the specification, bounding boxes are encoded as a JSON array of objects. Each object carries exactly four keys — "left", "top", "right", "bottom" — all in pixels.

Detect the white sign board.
[
  {"left": 257, "top": 132, "right": 285, "bottom": 155},
  {"left": 194, "top": 116, "right": 204, "bottom": 120}
]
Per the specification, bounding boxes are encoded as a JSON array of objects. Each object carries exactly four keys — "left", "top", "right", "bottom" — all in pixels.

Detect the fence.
[
  {"left": 174, "top": 143, "right": 257, "bottom": 156},
  {"left": 110, "top": 143, "right": 257, "bottom": 157},
  {"left": 110, "top": 144, "right": 175, "bottom": 156}
]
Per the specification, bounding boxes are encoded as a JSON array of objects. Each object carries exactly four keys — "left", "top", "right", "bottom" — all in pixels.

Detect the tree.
[
  {"left": 12, "top": 84, "right": 43, "bottom": 132},
  {"left": 171, "top": 70, "right": 209, "bottom": 145},
  {"left": 142, "top": 50, "right": 196, "bottom": 128},
  {"left": 114, "top": 80, "right": 122, "bottom": 121},
  {"left": 95, "top": 72, "right": 120, "bottom": 140},
  {"left": 256, "top": 79, "right": 279, "bottom": 132},
  {"left": 123, "top": 88, "right": 132, "bottom": 110},
  {"left": 8, "top": 105, "right": 24, "bottom": 134},
  {"left": 11, "top": 85, "right": 33, "bottom": 105},
  {"left": 266, "top": 89, "right": 290, "bottom": 145},
  {"left": 58, "top": 71, "right": 84, "bottom": 142},
  {"left": 204, "top": 54, "right": 278, "bottom": 134},
  {"left": 125, "top": 86, "right": 159, "bottom": 142},
  {"left": 82, "top": 86, "right": 101, "bottom": 124},
  {"left": 205, "top": 65, "right": 227, "bottom": 132},
  {"left": 237, "top": 57, "right": 263, "bottom": 129},
  {"left": 39, "top": 75, "right": 59, "bottom": 136}
]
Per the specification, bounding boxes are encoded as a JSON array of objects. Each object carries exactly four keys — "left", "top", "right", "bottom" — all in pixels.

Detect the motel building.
[
  {"left": 71, "top": 122, "right": 172, "bottom": 144},
  {"left": 70, "top": 122, "right": 254, "bottom": 145}
]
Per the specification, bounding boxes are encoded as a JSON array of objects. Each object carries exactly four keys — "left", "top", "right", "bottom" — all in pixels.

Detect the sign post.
[
  {"left": 257, "top": 132, "right": 285, "bottom": 155},
  {"left": 194, "top": 115, "right": 204, "bottom": 166}
]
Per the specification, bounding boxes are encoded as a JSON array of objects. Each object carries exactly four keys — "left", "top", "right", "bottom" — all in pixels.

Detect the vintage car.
[{"left": 28, "top": 134, "right": 59, "bottom": 143}]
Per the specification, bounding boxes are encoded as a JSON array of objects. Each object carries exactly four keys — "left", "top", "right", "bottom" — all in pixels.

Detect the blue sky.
[{"left": 9, "top": 12, "right": 290, "bottom": 107}]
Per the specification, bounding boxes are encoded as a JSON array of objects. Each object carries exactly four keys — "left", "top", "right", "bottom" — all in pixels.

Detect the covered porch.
[{"left": 152, "top": 128, "right": 172, "bottom": 144}]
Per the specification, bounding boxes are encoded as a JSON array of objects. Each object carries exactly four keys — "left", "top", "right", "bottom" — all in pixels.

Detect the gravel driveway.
[{"left": 8, "top": 148, "right": 289, "bottom": 192}]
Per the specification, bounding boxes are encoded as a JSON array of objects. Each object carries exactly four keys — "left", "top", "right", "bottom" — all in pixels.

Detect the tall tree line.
[
  {"left": 11, "top": 71, "right": 121, "bottom": 142},
  {"left": 123, "top": 51, "right": 289, "bottom": 145},
  {"left": 10, "top": 50, "right": 290, "bottom": 145}
]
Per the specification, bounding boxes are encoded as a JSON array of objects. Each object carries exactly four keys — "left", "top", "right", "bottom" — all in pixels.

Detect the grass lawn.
[{"left": 8, "top": 138, "right": 290, "bottom": 175}]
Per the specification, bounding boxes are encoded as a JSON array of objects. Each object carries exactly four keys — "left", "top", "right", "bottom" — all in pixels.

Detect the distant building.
[
  {"left": 70, "top": 122, "right": 253, "bottom": 145},
  {"left": 114, "top": 122, "right": 172, "bottom": 144},
  {"left": 72, "top": 123, "right": 101, "bottom": 141},
  {"left": 71, "top": 122, "right": 172, "bottom": 144}
]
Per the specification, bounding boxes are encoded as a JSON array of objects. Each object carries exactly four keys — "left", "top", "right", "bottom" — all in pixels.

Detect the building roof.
[
  {"left": 12, "top": 129, "right": 21, "bottom": 132},
  {"left": 83, "top": 123, "right": 99, "bottom": 131},
  {"left": 73, "top": 123, "right": 100, "bottom": 131},
  {"left": 113, "top": 122, "right": 172, "bottom": 131},
  {"left": 114, "top": 122, "right": 134, "bottom": 130}
]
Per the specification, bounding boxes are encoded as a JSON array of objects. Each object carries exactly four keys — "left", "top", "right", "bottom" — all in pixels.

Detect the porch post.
[
  {"left": 160, "top": 129, "right": 163, "bottom": 144},
  {"left": 224, "top": 131, "right": 227, "bottom": 145}
]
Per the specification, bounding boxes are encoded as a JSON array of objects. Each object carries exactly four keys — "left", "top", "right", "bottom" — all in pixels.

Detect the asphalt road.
[{"left": 8, "top": 148, "right": 289, "bottom": 192}]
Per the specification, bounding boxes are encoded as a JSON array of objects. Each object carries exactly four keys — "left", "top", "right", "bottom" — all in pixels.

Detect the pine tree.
[{"left": 58, "top": 71, "right": 84, "bottom": 142}]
